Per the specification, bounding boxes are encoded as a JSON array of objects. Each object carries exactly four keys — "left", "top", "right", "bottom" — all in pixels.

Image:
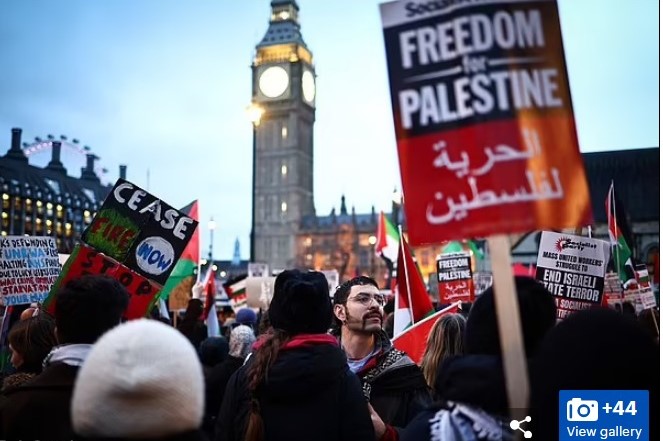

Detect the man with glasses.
[{"left": 332, "top": 276, "right": 431, "bottom": 431}]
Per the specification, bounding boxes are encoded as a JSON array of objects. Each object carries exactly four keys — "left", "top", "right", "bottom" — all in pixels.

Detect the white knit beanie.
[{"left": 72, "top": 319, "right": 204, "bottom": 438}]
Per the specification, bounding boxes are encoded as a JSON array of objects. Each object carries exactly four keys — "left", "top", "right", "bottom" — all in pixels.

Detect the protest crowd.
[
  {"left": 0, "top": 260, "right": 657, "bottom": 440},
  {"left": 0, "top": 0, "right": 658, "bottom": 439}
]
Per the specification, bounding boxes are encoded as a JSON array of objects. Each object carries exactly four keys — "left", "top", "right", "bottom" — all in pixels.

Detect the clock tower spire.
[{"left": 250, "top": 0, "right": 316, "bottom": 271}]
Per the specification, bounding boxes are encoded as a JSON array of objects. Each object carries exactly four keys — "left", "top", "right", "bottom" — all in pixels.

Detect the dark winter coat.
[
  {"left": 78, "top": 430, "right": 209, "bottom": 441},
  {"left": 399, "top": 355, "right": 517, "bottom": 441},
  {"left": 350, "top": 331, "right": 432, "bottom": 427},
  {"left": 215, "top": 339, "right": 374, "bottom": 441},
  {"left": 178, "top": 299, "right": 208, "bottom": 350},
  {"left": 0, "top": 362, "right": 79, "bottom": 439},
  {"left": 203, "top": 356, "right": 245, "bottom": 439}
]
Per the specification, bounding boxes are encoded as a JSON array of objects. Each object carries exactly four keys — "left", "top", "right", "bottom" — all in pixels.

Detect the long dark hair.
[
  {"left": 8, "top": 314, "right": 58, "bottom": 373},
  {"left": 244, "top": 328, "right": 290, "bottom": 441}
]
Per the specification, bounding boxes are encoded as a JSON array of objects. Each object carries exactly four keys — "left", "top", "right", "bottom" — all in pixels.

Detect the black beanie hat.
[
  {"left": 464, "top": 276, "right": 556, "bottom": 358},
  {"left": 269, "top": 270, "right": 332, "bottom": 335}
]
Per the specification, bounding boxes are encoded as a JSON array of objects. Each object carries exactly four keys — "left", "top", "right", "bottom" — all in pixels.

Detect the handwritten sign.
[
  {"left": 437, "top": 252, "right": 474, "bottom": 303},
  {"left": 379, "top": 0, "right": 592, "bottom": 244},
  {"left": 82, "top": 179, "right": 198, "bottom": 285},
  {"left": 0, "top": 236, "right": 60, "bottom": 306},
  {"left": 535, "top": 232, "right": 610, "bottom": 320},
  {"left": 44, "top": 244, "right": 161, "bottom": 320}
]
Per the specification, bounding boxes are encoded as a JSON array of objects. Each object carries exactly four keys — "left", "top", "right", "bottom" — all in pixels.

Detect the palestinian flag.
[
  {"left": 605, "top": 183, "right": 635, "bottom": 284},
  {"left": 376, "top": 212, "right": 399, "bottom": 264},
  {"left": 159, "top": 200, "right": 199, "bottom": 302},
  {"left": 392, "top": 302, "right": 461, "bottom": 364},
  {"left": 393, "top": 233, "right": 435, "bottom": 336},
  {"left": 224, "top": 275, "right": 248, "bottom": 312}
]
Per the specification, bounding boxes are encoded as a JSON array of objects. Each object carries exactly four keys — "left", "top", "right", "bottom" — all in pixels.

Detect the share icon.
[{"left": 510, "top": 415, "right": 532, "bottom": 438}]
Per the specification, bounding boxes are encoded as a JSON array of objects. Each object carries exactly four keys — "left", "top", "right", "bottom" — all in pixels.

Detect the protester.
[
  {"left": 216, "top": 269, "right": 374, "bottom": 441},
  {"left": 0, "top": 275, "right": 130, "bottom": 439},
  {"left": 419, "top": 313, "right": 466, "bottom": 393},
  {"left": 531, "top": 308, "right": 659, "bottom": 441},
  {"left": 72, "top": 319, "right": 206, "bottom": 440},
  {"left": 203, "top": 325, "right": 256, "bottom": 439},
  {"left": 331, "top": 276, "right": 431, "bottom": 429},
  {"left": 199, "top": 336, "right": 229, "bottom": 376},
  {"left": 235, "top": 308, "right": 258, "bottom": 334},
  {"left": 637, "top": 308, "right": 660, "bottom": 344},
  {"left": 178, "top": 281, "right": 208, "bottom": 350},
  {"left": 2, "top": 314, "right": 58, "bottom": 392},
  {"left": 399, "top": 276, "right": 556, "bottom": 441}
]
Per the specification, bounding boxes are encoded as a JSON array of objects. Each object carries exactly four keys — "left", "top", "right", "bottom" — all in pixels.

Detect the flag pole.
[
  {"left": 398, "top": 225, "right": 415, "bottom": 326},
  {"left": 610, "top": 181, "right": 625, "bottom": 307}
]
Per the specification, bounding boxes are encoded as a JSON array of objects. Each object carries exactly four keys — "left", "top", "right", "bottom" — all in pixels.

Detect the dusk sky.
[{"left": 0, "top": 0, "right": 658, "bottom": 259}]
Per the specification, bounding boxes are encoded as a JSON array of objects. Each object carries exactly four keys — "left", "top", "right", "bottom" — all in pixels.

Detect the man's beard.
[{"left": 344, "top": 306, "right": 383, "bottom": 334}]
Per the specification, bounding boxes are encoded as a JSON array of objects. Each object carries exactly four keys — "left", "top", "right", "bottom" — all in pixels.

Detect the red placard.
[
  {"left": 44, "top": 244, "right": 161, "bottom": 320},
  {"left": 380, "top": 0, "right": 592, "bottom": 245}
]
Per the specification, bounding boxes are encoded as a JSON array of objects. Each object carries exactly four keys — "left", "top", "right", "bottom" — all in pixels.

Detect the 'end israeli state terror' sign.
[{"left": 535, "top": 231, "right": 610, "bottom": 320}]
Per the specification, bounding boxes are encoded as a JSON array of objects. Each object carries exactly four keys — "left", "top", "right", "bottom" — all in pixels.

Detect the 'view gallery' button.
[{"left": 559, "top": 390, "right": 649, "bottom": 441}]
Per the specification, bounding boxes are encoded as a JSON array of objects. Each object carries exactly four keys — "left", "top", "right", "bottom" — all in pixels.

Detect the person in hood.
[
  {"left": 331, "top": 276, "right": 431, "bottom": 431},
  {"left": 215, "top": 269, "right": 374, "bottom": 441},
  {"left": 399, "top": 276, "right": 556, "bottom": 441}
]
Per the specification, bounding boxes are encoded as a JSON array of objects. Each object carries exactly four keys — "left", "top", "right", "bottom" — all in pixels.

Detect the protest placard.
[
  {"left": 248, "top": 262, "right": 270, "bottom": 278},
  {"left": 437, "top": 252, "right": 474, "bottom": 302},
  {"left": 43, "top": 244, "right": 161, "bottom": 320},
  {"left": 602, "top": 271, "right": 623, "bottom": 307},
  {"left": 82, "top": 179, "right": 198, "bottom": 285},
  {"left": 0, "top": 236, "right": 60, "bottom": 306},
  {"left": 379, "top": 0, "right": 592, "bottom": 245},
  {"left": 536, "top": 231, "right": 610, "bottom": 320}
]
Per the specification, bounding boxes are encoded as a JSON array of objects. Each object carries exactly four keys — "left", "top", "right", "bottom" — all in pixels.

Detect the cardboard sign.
[
  {"left": 635, "top": 264, "right": 657, "bottom": 311},
  {"left": 602, "top": 272, "right": 623, "bottom": 307},
  {"left": 248, "top": 262, "right": 270, "bottom": 278},
  {"left": 437, "top": 253, "right": 474, "bottom": 302},
  {"left": 0, "top": 236, "right": 60, "bottom": 306},
  {"left": 379, "top": 0, "right": 592, "bottom": 244},
  {"left": 44, "top": 244, "right": 161, "bottom": 320},
  {"left": 82, "top": 179, "right": 198, "bottom": 285},
  {"left": 321, "top": 270, "right": 340, "bottom": 297},
  {"left": 535, "top": 232, "right": 610, "bottom": 320}
]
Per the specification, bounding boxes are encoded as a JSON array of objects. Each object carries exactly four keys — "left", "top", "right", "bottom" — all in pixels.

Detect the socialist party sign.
[
  {"left": 82, "top": 179, "right": 198, "bottom": 285},
  {"left": 379, "top": 0, "right": 592, "bottom": 244},
  {"left": 535, "top": 232, "right": 610, "bottom": 320},
  {"left": 437, "top": 252, "right": 474, "bottom": 303}
]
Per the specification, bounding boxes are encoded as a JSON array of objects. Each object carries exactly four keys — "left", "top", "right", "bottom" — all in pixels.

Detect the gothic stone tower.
[{"left": 251, "top": 0, "right": 316, "bottom": 271}]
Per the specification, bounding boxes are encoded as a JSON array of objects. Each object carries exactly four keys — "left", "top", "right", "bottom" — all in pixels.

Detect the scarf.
[{"left": 43, "top": 344, "right": 93, "bottom": 368}]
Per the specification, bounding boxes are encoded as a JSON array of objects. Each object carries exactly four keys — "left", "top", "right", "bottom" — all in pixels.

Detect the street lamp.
[{"left": 246, "top": 103, "right": 264, "bottom": 263}]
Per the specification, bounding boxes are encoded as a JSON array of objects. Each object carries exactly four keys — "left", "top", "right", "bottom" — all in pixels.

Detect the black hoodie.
[{"left": 215, "top": 342, "right": 374, "bottom": 441}]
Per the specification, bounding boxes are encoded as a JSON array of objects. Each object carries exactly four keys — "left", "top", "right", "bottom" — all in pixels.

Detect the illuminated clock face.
[
  {"left": 302, "top": 70, "right": 315, "bottom": 103},
  {"left": 259, "top": 66, "right": 289, "bottom": 98}
]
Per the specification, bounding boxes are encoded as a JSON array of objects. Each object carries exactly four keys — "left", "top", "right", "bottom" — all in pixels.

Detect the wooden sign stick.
[{"left": 488, "top": 235, "right": 530, "bottom": 414}]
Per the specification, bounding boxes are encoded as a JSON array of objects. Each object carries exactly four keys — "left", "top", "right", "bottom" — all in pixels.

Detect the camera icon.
[{"left": 566, "top": 398, "right": 599, "bottom": 422}]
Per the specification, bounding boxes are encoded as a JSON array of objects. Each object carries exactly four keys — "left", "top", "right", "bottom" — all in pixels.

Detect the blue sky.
[{"left": 0, "top": 0, "right": 658, "bottom": 259}]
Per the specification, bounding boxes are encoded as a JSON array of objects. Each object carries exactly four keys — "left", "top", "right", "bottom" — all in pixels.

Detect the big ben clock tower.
[{"left": 250, "top": 0, "right": 316, "bottom": 271}]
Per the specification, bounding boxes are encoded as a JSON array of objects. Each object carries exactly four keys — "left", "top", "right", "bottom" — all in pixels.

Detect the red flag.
[
  {"left": 202, "top": 269, "right": 216, "bottom": 318},
  {"left": 394, "top": 234, "right": 435, "bottom": 335},
  {"left": 392, "top": 302, "right": 461, "bottom": 364}
]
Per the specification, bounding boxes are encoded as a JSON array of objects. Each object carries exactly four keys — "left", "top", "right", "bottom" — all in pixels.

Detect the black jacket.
[
  {"left": 215, "top": 342, "right": 374, "bottom": 441},
  {"left": 400, "top": 355, "right": 516, "bottom": 441},
  {"left": 351, "top": 331, "right": 432, "bottom": 427},
  {"left": 0, "top": 362, "right": 79, "bottom": 440},
  {"left": 434, "top": 354, "right": 510, "bottom": 417},
  {"left": 203, "top": 356, "right": 245, "bottom": 438}
]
